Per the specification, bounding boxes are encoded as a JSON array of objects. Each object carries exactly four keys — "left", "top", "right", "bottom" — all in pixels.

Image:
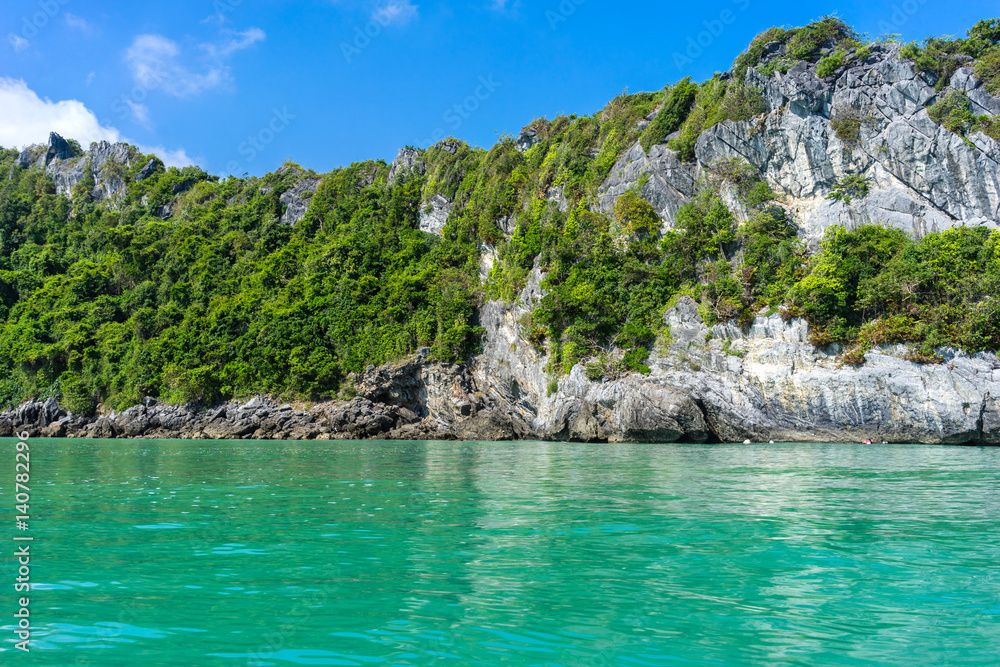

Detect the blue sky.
[{"left": 2, "top": 0, "right": 997, "bottom": 176}]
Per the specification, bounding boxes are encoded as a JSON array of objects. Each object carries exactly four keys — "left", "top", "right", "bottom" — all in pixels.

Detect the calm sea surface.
[{"left": 1, "top": 439, "right": 999, "bottom": 666}]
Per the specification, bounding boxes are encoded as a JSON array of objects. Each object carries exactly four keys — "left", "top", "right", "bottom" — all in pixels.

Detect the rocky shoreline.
[
  {"left": 0, "top": 354, "right": 530, "bottom": 442},
  {"left": 4, "top": 294, "right": 998, "bottom": 445}
]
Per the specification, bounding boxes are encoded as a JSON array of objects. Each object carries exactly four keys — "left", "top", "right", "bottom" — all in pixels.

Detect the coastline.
[{"left": 3, "top": 295, "right": 998, "bottom": 446}]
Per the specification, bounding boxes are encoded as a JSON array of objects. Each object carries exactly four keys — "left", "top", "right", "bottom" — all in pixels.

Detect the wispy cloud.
[
  {"left": 0, "top": 78, "right": 194, "bottom": 168},
  {"left": 9, "top": 34, "right": 29, "bottom": 52},
  {"left": 488, "top": 0, "right": 520, "bottom": 12},
  {"left": 126, "top": 100, "right": 151, "bottom": 127},
  {"left": 125, "top": 27, "right": 265, "bottom": 98},
  {"left": 126, "top": 34, "right": 222, "bottom": 97},
  {"left": 64, "top": 13, "right": 91, "bottom": 32},
  {"left": 203, "top": 28, "right": 266, "bottom": 59},
  {"left": 372, "top": 1, "right": 418, "bottom": 26}
]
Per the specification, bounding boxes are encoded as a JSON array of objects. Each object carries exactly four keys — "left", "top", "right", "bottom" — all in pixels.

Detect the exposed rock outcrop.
[
  {"left": 279, "top": 176, "right": 321, "bottom": 224},
  {"left": 387, "top": 147, "right": 424, "bottom": 184},
  {"left": 433, "top": 140, "right": 460, "bottom": 154},
  {"left": 597, "top": 141, "right": 698, "bottom": 232},
  {"left": 89, "top": 140, "right": 137, "bottom": 201},
  {"left": 136, "top": 157, "right": 162, "bottom": 182},
  {"left": 1, "top": 357, "right": 496, "bottom": 441},
  {"left": 419, "top": 193, "right": 454, "bottom": 235},
  {"left": 46, "top": 156, "right": 91, "bottom": 199},
  {"left": 44, "top": 132, "right": 76, "bottom": 164},
  {"left": 467, "top": 272, "right": 1000, "bottom": 444},
  {"left": 516, "top": 129, "right": 539, "bottom": 152},
  {"left": 15, "top": 132, "right": 141, "bottom": 200},
  {"left": 14, "top": 146, "right": 41, "bottom": 168},
  {"left": 598, "top": 43, "right": 1000, "bottom": 247}
]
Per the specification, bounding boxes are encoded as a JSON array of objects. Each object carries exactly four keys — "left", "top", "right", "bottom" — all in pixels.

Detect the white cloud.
[
  {"left": 135, "top": 144, "right": 196, "bottom": 169},
  {"left": 0, "top": 77, "right": 120, "bottom": 147},
  {"left": 0, "top": 78, "right": 193, "bottom": 169},
  {"left": 372, "top": 1, "right": 418, "bottom": 25},
  {"left": 9, "top": 34, "right": 29, "bottom": 52},
  {"left": 125, "top": 29, "right": 265, "bottom": 98},
  {"left": 86, "top": 72, "right": 95, "bottom": 86},
  {"left": 126, "top": 34, "right": 225, "bottom": 97},
  {"left": 126, "top": 100, "right": 151, "bottom": 127},
  {"left": 204, "top": 28, "right": 266, "bottom": 58},
  {"left": 64, "top": 13, "right": 91, "bottom": 32}
]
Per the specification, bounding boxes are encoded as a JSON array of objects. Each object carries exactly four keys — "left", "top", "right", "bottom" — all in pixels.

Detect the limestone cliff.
[
  {"left": 468, "top": 268, "right": 999, "bottom": 444},
  {"left": 14, "top": 132, "right": 150, "bottom": 201},
  {"left": 597, "top": 43, "right": 999, "bottom": 247},
  {"left": 455, "top": 42, "right": 1000, "bottom": 444}
]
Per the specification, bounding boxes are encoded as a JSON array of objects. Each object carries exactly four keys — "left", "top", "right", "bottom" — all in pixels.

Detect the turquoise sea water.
[{"left": 2, "top": 439, "right": 999, "bottom": 666}]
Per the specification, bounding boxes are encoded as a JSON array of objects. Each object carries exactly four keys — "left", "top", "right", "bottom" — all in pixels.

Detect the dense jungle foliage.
[{"left": 0, "top": 17, "right": 998, "bottom": 412}]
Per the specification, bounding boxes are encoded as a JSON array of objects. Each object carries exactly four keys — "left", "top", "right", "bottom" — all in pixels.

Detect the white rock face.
[
  {"left": 503, "top": 54, "right": 979, "bottom": 443},
  {"left": 419, "top": 193, "right": 454, "bottom": 235},
  {"left": 597, "top": 141, "right": 698, "bottom": 233},
  {"left": 279, "top": 177, "right": 321, "bottom": 224},
  {"left": 478, "top": 242, "right": 497, "bottom": 283},
  {"left": 597, "top": 43, "right": 1000, "bottom": 248},
  {"left": 88, "top": 140, "right": 138, "bottom": 202},
  {"left": 473, "top": 263, "right": 552, "bottom": 430},
  {"left": 18, "top": 133, "right": 144, "bottom": 202},
  {"left": 546, "top": 185, "right": 570, "bottom": 213},
  {"left": 652, "top": 298, "right": 1000, "bottom": 444},
  {"left": 472, "top": 287, "right": 1000, "bottom": 444},
  {"left": 47, "top": 156, "right": 90, "bottom": 198},
  {"left": 387, "top": 147, "right": 424, "bottom": 184}
]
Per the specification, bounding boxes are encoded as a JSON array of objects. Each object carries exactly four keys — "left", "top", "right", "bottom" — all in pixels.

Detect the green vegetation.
[
  {"left": 0, "top": 16, "right": 998, "bottom": 411},
  {"left": 785, "top": 16, "right": 860, "bottom": 61},
  {"left": 789, "top": 225, "right": 1000, "bottom": 355},
  {"left": 732, "top": 17, "right": 859, "bottom": 79},
  {"left": 667, "top": 79, "right": 767, "bottom": 161},
  {"left": 612, "top": 190, "right": 660, "bottom": 236},
  {"left": 976, "top": 115, "right": 1000, "bottom": 140},
  {"left": 975, "top": 46, "right": 1000, "bottom": 94},
  {"left": 787, "top": 225, "right": 910, "bottom": 345},
  {"left": 830, "top": 109, "right": 874, "bottom": 145},
  {"left": 900, "top": 18, "right": 1000, "bottom": 91},
  {"left": 66, "top": 139, "right": 85, "bottom": 157},
  {"left": 827, "top": 174, "right": 871, "bottom": 204},
  {"left": 928, "top": 90, "right": 976, "bottom": 134},
  {"left": 926, "top": 90, "right": 1000, "bottom": 140},
  {"left": 640, "top": 78, "right": 698, "bottom": 153},
  {"left": 0, "top": 147, "right": 487, "bottom": 410},
  {"left": 817, "top": 48, "right": 847, "bottom": 77},
  {"left": 733, "top": 27, "right": 795, "bottom": 79}
]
